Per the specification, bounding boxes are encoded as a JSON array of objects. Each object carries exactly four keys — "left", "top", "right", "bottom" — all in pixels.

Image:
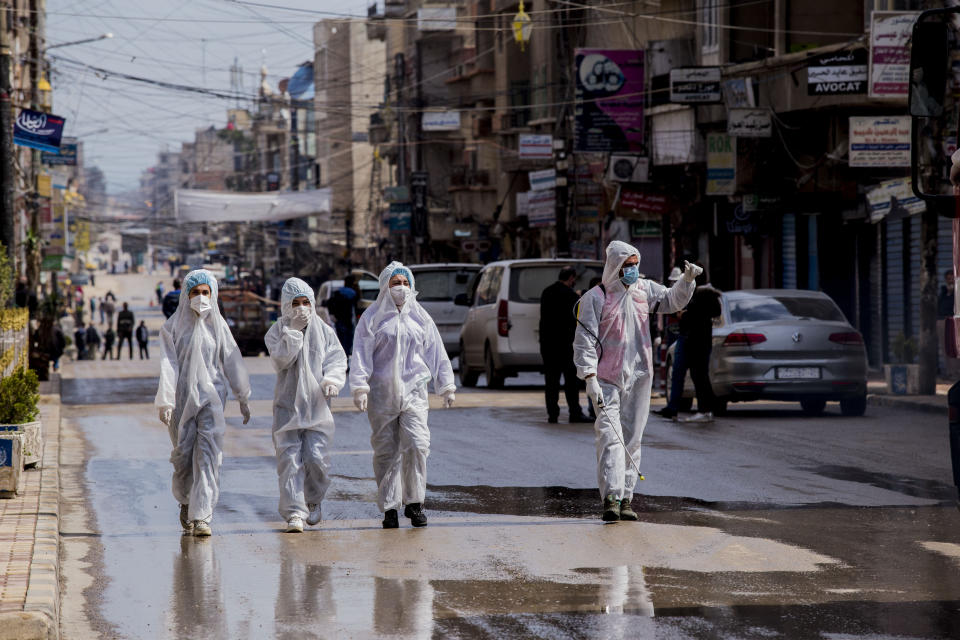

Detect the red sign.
[{"left": 620, "top": 189, "right": 669, "bottom": 214}]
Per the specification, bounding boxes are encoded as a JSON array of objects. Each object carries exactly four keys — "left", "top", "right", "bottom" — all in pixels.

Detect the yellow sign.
[{"left": 37, "top": 174, "right": 52, "bottom": 197}]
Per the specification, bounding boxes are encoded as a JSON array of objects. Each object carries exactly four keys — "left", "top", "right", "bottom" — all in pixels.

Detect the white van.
[
  {"left": 408, "top": 263, "right": 481, "bottom": 356},
  {"left": 456, "top": 259, "right": 603, "bottom": 387}
]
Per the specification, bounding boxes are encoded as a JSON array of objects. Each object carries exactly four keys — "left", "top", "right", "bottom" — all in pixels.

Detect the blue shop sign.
[{"left": 14, "top": 108, "right": 66, "bottom": 153}]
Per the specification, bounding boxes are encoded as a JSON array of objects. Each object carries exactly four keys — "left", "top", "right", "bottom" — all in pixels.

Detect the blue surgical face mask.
[{"left": 620, "top": 264, "right": 639, "bottom": 286}]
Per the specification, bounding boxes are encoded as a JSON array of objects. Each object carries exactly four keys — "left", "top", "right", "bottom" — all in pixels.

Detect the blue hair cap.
[{"left": 184, "top": 270, "right": 215, "bottom": 293}]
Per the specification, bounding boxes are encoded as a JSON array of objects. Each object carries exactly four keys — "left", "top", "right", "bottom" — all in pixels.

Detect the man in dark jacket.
[
  {"left": 85, "top": 324, "right": 101, "bottom": 357},
  {"left": 103, "top": 325, "right": 116, "bottom": 360},
  {"left": 116, "top": 302, "right": 135, "bottom": 359},
  {"left": 162, "top": 279, "right": 181, "bottom": 319},
  {"left": 324, "top": 275, "right": 358, "bottom": 355},
  {"left": 539, "top": 266, "right": 591, "bottom": 423},
  {"left": 136, "top": 321, "right": 150, "bottom": 359},
  {"left": 74, "top": 322, "right": 88, "bottom": 361}
]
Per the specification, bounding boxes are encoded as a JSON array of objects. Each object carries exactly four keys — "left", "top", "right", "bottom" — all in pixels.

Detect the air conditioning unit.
[{"left": 606, "top": 154, "right": 649, "bottom": 183}]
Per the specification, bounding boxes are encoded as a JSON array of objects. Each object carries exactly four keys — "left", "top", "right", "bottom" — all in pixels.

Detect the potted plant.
[
  {"left": 0, "top": 368, "right": 42, "bottom": 474},
  {"left": 884, "top": 332, "right": 920, "bottom": 395}
]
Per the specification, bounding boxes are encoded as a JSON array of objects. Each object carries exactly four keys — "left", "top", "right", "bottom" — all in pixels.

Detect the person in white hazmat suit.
[
  {"left": 349, "top": 262, "right": 456, "bottom": 529},
  {"left": 264, "top": 277, "right": 347, "bottom": 533},
  {"left": 574, "top": 241, "right": 701, "bottom": 522},
  {"left": 156, "top": 269, "right": 252, "bottom": 537}
]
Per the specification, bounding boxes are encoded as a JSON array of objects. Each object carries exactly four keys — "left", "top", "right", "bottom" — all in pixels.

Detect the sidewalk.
[
  {"left": 0, "top": 375, "right": 61, "bottom": 640},
  {"left": 866, "top": 380, "right": 950, "bottom": 415}
]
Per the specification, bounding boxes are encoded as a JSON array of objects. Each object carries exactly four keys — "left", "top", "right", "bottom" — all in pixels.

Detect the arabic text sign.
[
  {"left": 849, "top": 115, "right": 911, "bottom": 167},
  {"left": 574, "top": 49, "right": 645, "bottom": 152},
  {"left": 807, "top": 49, "right": 867, "bottom": 96},
  {"left": 417, "top": 6, "right": 457, "bottom": 31},
  {"left": 706, "top": 133, "right": 736, "bottom": 196},
  {"left": 620, "top": 189, "right": 669, "bottom": 215},
  {"left": 528, "top": 168, "right": 556, "bottom": 191},
  {"left": 527, "top": 190, "right": 556, "bottom": 227},
  {"left": 518, "top": 134, "right": 553, "bottom": 160},
  {"left": 865, "top": 178, "right": 925, "bottom": 222},
  {"left": 727, "top": 109, "right": 771, "bottom": 137},
  {"left": 670, "top": 67, "right": 722, "bottom": 103},
  {"left": 13, "top": 108, "right": 65, "bottom": 153},
  {"left": 869, "top": 11, "right": 918, "bottom": 98},
  {"left": 421, "top": 111, "right": 460, "bottom": 131},
  {"left": 41, "top": 142, "right": 78, "bottom": 166}
]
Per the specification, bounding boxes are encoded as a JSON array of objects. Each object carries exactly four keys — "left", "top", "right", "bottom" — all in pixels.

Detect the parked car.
[
  {"left": 664, "top": 289, "right": 868, "bottom": 416},
  {"left": 456, "top": 259, "right": 603, "bottom": 388},
  {"left": 69, "top": 272, "right": 90, "bottom": 286},
  {"left": 408, "top": 263, "right": 481, "bottom": 356},
  {"left": 315, "top": 270, "right": 378, "bottom": 327}
]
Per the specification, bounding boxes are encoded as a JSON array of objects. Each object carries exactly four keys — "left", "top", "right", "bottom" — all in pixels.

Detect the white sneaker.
[
  {"left": 179, "top": 504, "right": 193, "bottom": 532},
  {"left": 286, "top": 516, "right": 304, "bottom": 533},
  {"left": 306, "top": 504, "right": 322, "bottom": 526},
  {"left": 684, "top": 412, "right": 714, "bottom": 423},
  {"left": 193, "top": 520, "right": 212, "bottom": 537}
]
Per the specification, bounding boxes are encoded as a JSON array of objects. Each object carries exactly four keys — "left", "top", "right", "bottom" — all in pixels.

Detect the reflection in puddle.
[
  {"left": 374, "top": 578, "right": 435, "bottom": 637},
  {"left": 173, "top": 536, "right": 227, "bottom": 640}
]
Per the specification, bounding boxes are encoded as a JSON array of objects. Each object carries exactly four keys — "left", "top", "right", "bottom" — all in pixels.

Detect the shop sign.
[
  {"left": 706, "top": 133, "right": 736, "bottom": 195},
  {"left": 849, "top": 115, "right": 911, "bottom": 167},
  {"left": 865, "top": 178, "right": 925, "bottom": 222},
  {"left": 388, "top": 202, "right": 412, "bottom": 231},
  {"left": 869, "top": 11, "right": 918, "bottom": 98},
  {"left": 528, "top": 168, "right": 556, "bottom": 191},
  {"left": 574, "top": 49, "right": 645, "bottom": 152},
  {"left": 383, "top": 186, "right": 409, "bottom": 203},
  {"left": 669, "top": 67, "right": 722, "bottom": 103},
  {"left": 807, "top": 49, "right": 867, "bottom": 96},
  {"left": 727, "top": 109, "right": 772, "bottom": 137},
  {"left": 417, "top": 6, "right": 457, "bottom": 31},
  {"left": 527, "top": 190, "right": 556, "bottom": 227},
  {"left": 421, "top": 111, "right": 460, "bottom": 131},
  {"left": 41, "top": 142, "right": 78, "bottom": 166},
  {"left": 518, "top": 134, "right": 553, "bottom": 160},
  {"left": 722, "top": 77, "right": 755, "bottom": 108},
  {"left": 629, "top": 219, "right": 661, "bottom": 238},
  {"left": 14, "top": 108, "right": 66, "bottom": 153},
  {"left": 620, "top": 189, "right": 668, "bottom": 215}
]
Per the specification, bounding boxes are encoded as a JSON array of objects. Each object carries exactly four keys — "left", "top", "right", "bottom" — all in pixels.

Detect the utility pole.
[
  {"left": 918, "top": 206, "right": 938, "bottom": 394},
  {"left": 394, "top": 52, "right": 408, "bottom": 263},
  {"left": 0, "top": 10, "right": 14, "bottom": 266}
]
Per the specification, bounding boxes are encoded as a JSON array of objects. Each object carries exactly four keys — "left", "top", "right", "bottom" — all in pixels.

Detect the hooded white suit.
[
  {"left": 265, "top": 278, "right": 348, "bottom": 522},
  {"left": 349, "top": 262, "right": 455, "bottom": 513},
  {"left": 574, "top": 241, "right": 694, "bottom": 501},
  {"left": 155, "top": 270, "right": 251, "bottom": 523}
]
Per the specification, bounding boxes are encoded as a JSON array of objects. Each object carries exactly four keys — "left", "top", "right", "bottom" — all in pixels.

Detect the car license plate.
[{"left": 776, "top": 367, "right": 820, "bottom": 379}]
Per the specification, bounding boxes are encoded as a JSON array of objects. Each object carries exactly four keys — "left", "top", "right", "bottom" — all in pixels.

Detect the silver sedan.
[{"left": 665, "top": 289, "right": 868, "bottom": 416}]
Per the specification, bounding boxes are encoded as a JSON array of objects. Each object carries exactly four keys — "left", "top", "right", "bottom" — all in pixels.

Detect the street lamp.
[
  {"left": 512, "top": 1, "right": 532, "bottom": 51},
  {"left": 45, "top": 33, "right": 113, "bottom": 51}
]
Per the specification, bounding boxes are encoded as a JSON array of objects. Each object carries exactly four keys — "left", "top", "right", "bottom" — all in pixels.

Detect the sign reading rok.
[
  {"left": 14, "top": 108, "right": 65, "bottom": 153},
  {"left": 849, "top": 116, "right": 911, "bottom": 167},
  {"left": 706, "top": 133, "right": 736, "bottom": 196},
  {"left": 574, "top": 49, "right": 645, "bottom": 152}
]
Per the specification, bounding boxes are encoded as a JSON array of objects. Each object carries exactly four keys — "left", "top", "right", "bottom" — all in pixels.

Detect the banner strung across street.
[
  {"left": 175, "top": 188, "right": 332, "bottom": 223},
  {"left": 574, "top": 49, "right": 644, "bottom": 152},
  {"left": 13, "top": 108, "right": 65, "bottom": 152}
]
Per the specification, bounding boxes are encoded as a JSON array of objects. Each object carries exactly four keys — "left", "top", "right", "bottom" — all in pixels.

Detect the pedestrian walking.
[
  {"left": 323, "top": 276, "right": 358, "bottom": 355},
  {"left": 136, "top": 321, "right": 150, "bottom": 359},
  {"left": 45, "top": 321, "right": 66, "bottom": 371},
  {"left": 98, "top": 296, "right": 105, "bottom": 325},
  {"left": 162, "top": 279, "right": 181, "bottom": 319},
  {"left": 539, "top": 265, "right": 592, "bottom": 424},
  {"left": 89, "top": 297, "right": 96, "bottom": 320},
  {"left": 103, "top": 325, "right": 116, "bottom": 360},
  {"left": 574, "top": 241, "right": 698, "bottom": 522},
  {"left": 265, "top": 278, "right": 347, "bottom": 533},
  {"left": 102, "top": 297, "right": 116, "bottom": 328},
  {"left": 74, "top": 322, "right": 88, "bottom": 361},
  {"left": 155, "top": 269, "right": 251, "bottom": 537},
  {"left": 350, "top": 262, "right": 456, "bottom": 529},
  {"left": 657, "top": 269, "right": 721, "bottom": 423},
  {"left": 86, "top": 323, "right": 101, "bottom": 357},
  {"left": 156, "top": 281, "right": 165, "bottom": 306},
  {"left": 116, "top": 302, "right": 135, "bottom": 359}
]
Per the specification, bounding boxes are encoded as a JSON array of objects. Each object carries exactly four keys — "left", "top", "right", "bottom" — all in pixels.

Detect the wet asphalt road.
[{"left": 57, "top": 353, "right": 960, "bottom": 638}]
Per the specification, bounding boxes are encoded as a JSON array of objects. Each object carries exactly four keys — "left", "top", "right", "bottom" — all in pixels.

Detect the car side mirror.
[{"left": 454, "top": 293, "right": 470, "bottom": 306}]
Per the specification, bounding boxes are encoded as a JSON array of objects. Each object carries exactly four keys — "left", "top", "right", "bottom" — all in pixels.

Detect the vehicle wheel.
[
  {"left": 713, "top": 399, "right": 728, "bottom": 416},
  {"left": 840, "top": 393, "right": 867, "bottom": 417},
  {"left": 484, "top": 346, "right": 505, "bottom": 389},
  {"left": 459, "top": 342, "right": 479, "bottom": 387},
  {"left": 800, "top": 398, "right": 826, "bottom": 416}
]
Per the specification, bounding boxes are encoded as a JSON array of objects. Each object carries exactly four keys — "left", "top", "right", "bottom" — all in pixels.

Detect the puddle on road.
[{"left": 806, "top": 464, "right": 957, "bottom": 502}]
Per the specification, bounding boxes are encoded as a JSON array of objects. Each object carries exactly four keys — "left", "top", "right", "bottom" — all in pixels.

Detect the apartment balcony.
[
  {"left": 448, "top": 165, "right": 494, "bottom": 192},
  {"left": 446, "top": 67, "right": 495, "bottom": 107}
]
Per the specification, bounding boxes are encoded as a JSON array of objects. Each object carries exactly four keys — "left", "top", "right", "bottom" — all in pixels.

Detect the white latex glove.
[
  {"left": 442, "top": 390, "right": 455, "bottom": 408},
  {"left": 239, "top": 400, "right": 251, "bottom": 425},
  {"left": 354, "top": 391, "right": 368, "bottom": 412},
  {"left": 289, "top": 315, "right": 308, "bottom": 331},
  {"left": 586, "top": 376, "right": 604, "bottom": 408},
  {"left": 323, "top": 383, "right": 339, "bottom": 398},
  {"left": 159, "top": 407, "right": 172, "bottom": 427},
  {"left": 683, "top": 260, "right": 703, "bottom": 283}
]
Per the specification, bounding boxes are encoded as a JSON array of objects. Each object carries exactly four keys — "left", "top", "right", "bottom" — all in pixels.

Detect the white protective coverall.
[
  {"left": 574, "top": 241, "right": 694, "bottom": 501},
  {"left": 349, "top": 262, "right": 456, "bottom": 512},
  {"left": 155, "top": 269, "right": 251, "bottom": 523},
  {"left": 264, "top": 277, "right": 347, "bottom": 521}
]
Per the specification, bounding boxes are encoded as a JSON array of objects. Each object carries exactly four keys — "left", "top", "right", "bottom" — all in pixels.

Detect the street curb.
[
  {"left": 867, "top": 393, "right": 945, "bottom": 415},
  {"left": 0, "top": 395, "right": 61, "bottom": 640}
]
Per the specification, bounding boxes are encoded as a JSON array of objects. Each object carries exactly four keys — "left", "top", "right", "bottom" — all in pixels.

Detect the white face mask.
[
  {"left": 291, "top": 305, "right": 311, "bottom": 323},
  {"left": 390, "top": 285, "right": 410, "bottom": 307},
  {"left": 190, "top": 294, "right": 212, "bottom": 317}
]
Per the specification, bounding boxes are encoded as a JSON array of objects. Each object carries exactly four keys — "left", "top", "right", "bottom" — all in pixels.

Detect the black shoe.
[
  {"left": 569, "top": 413, "right": 593, "bottom": 423},
  {"left": 382, "top": 509, "right": 399, "bottom": 529},
  {"left": 547, "top": 415, "right": 558, "bottom": 424},
  {"left": 619, "top": 499, "right": 638, "bottom": 521},
  {"left": 403, "top": 503, "right": 428, "bottom": 527},
  {"left": 655, "top": 407, "right": 678, "bottom": 419},
  {"left": 602, "top": 495, "right": 621, "bottom": 522}
]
